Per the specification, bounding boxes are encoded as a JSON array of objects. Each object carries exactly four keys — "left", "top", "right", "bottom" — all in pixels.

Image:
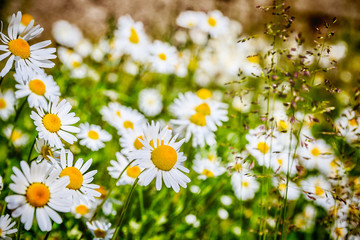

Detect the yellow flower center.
[
  {"left": 75, "top": 205, "right": 89, "bottom": 215},
  {"left": 311, "top": 147, "right": 321, "bottom": 157},
  {"left": 187, "top": 22, "right": 194, "bottom": 27},
  {"left": 126, "top": 165, "right": 141, "bottom": 178},
  {"left": 202, "top": 169, "right": 214, "bottom": 177},
  {"left": 196, "top": 88, "right": 212, "bottom": 100},
  {"left": 242, "top": 181, "right": 249, "bottom": 187},
  {"left": 21, "top": 14, "right": 34, "bottom": 26},
  {"left": 88, "top": 130, "right": 99, "bottom": 140},
  {"left": 257, "top": 142, "right": 269, "bottom": 154},
  {"left": 279, "top": 183, "right": 286, "bottom": 191},
  {"left": 349, "top": 118, "right": 358, "bottom": 127},
  {"left": 277, "top": 159, "right": 283, "bottom": 165},
  {"left": 158, "top": 53, "right": 167, "bottom": 61},
  {"left": 116, "top": 110, "right": 121, "bottom": 117},
  {"left": 95, "top": 185, "right": 107, "bottom": 199},
  {"left": 29, "top": 79, "right": 46, "bottom": 96},
  {"left": 247, "top": 55, "right": 260, "bottom": 64},
  {"left": 43, "top": 114, "right": 61, "bottom": 133},
  {"left": 133, "top": 136, "right": 144, "bottom": 150},
  {"left": 41, "top": 145, "right": 53, "bottom": 160},
  {"left": 208, "top": 17, "right": 217, "bottom": 27},
  {"left": 0, "top": 229, "right": 2, "bottom": 236},
  {"left": 0, "top": 98, "right": 7, "bottom": 109},
  {"left": 8, "top": 39, "right": 31, "bottom": 59},
  {"left": 72, "top": 61, "right": 81, "bottom": 68},
  {"left": 208, "top": 154, "right": 216, "bottom": 162},
  {"left": 149, "top": 139, "right": 165, "bottom": 149},
  {"left": 189, "top": 112, "right": 207, "bottom": 126},
  {"left": 195, "top": 103, "right": 211, "bottom": 116},
  {"left": 26, "top": 183, "right": 50, "bottom": 208},
  {"left": 278, "top": 120, "right": 288, "bottom": 131},
  {"left": 123, "top": 121, "right": 134, "bottom": 129},
  {"left": 315, "top": 186, "right": 324, "bottom": 196},
  {"left": 151, "top": 145, "right": 177, "bottom": 171},
  {"left": 129, "top": 28, "right": 139, "bottom": 44},
  {"left": 94, "top": 228, "right": 107, "bottom": 238},
  {"left": 60, "top": 167, "right": 83, "bottom": 190},
  {"left": 334, "top": 228, "right": 344, "bottom": 237},
  {"left": 11, "top": 130, "right": 22, "bottom": 142},
  {"left": 234, "top": 163, "right": 242, "bottom": 171}
]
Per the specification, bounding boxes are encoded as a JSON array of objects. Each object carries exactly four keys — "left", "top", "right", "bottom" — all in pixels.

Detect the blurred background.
[{"left": 1, "top": 0, "right": 360, "bottom": 41}]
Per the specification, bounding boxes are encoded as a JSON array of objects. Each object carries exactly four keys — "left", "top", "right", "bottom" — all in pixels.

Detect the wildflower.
[
  {"left": 0, "top": 11, "right": 56, "bottom": 77},
  {"left": 107, "top": 152, "right": 143, "bottom": 185},
  {"left": 149, "top": 40, "right": 178, "bottom": 74},
  {"left": 14, "top": 68, "right": 60, "bottom": 109},
  {"left": 176, "top": 11, "right": 206, "bottom": 29},
  {"left": 4, "top": 125, "right": 29, "bottom": 147},
  {"left": 0, "top": 89, "right": 15, "bottom": 120},
  {"left": 138, "top": 88, "right": 163, "bottom": 117},
  {"left": 198, "top": 10, "right": 230, "bottom": 38},
  {"left": 34, "top": 138, "right": 61, "bottom": 163},
  {"left": 71, "top": 200, "right": 96, "bottom": 219},
  {"left": 53, "top": 149, "right": 100, "bottom": 204},
  {"left": 0, "top": 214, "right": 17, "bottom": 239},
  {"left": 129, "top": 121, "right": 190, "bottom": 192},
  {"left": 52, "top": 20, "right": 83, "bottom": 48},
  {"left": 86, "top": 220, "right": 115, "bottom": 240},
  {"left": 294, "top": 205, "right": 317, "bottom": 231},
  {"left": 192, "top": 153, "right": 226, "bottom": 180},
  {"left": 335, "top": 108, "right": 360, "bottom": 144},
  {"left": 77, "top": 123, "right": 112, "bottom": 151},
  {"left": 272, "top": 177, "right": 300, "bottom": 200},
  {"left": 30, "top": 97, "right": 80, "bottom": 148},
  {"left": 5, "top": 161, "right": 71, "bottom": 231}
]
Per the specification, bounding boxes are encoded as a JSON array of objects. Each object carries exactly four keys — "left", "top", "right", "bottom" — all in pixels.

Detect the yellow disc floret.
[
  {"left": 75, "top": 205, "right": 89, "bottom": 215},
  {"left": 95, "top": 185, "right": 107, "bottom": 199},
  {"left": 41, "top": 145, "right": 53, "bottom": 160},
  {"left": 247, "top": 55, "right": 260, "bottom": 64},
  {"left": 158, "top": 53, "right": 167, "bottom": 61},
  {"left": 26, "top": 183, "right": 50, "bottom": 207},
  {"left": 8, "top": 39, "right": 30, "bottom": 59},
  {"left": 315, "top": 186, "right": 324, "bottom": 196},
  {"left": 29, "top": 79, "right": 46, "bottom": 96},
  {"left": 129, "top": 28, "right": 139, "bottom": 44},
  {"left": 133, "top": 136, "right": 144, "bottom": 150},
  {"left": 43, "top": 113, "right": 61, "bottom": 133},
  {"left": 21, "top": 14, "right": 34, "bottom": 26},
  {"left": 60, "top": 167, "right": 83, "bottom": 190},
  {"left": 195, "top": 103, "right": 211, "bottom": 116},
  {"left": 126, "top": 165, "right": 141, "bottom": 178},
  {"left": 208, "top": 17, "right": 217, "bottom": 27},
  {"left": 196, "top": 88, "right": 212, "bottom": 100},
  {"left": 151, "top": 145, "right": 177, "bottom": 171},
  {"left": 94, "top": 228, "right": 107, "bottom": 238},
  {"left": 202, "top": 169, "right": 214, "bottom": 178},
  {"left": 311, "top": 147, "right": 321, "bottom": 157},
  {"left": 0, "top": 98, "right": 7, "bottom": 109},
  {"left": 88, "top": 130, "right": 99, "bottom": 140},
  {"left": 190, "top": 112, "right": 207, "bottom": 126},
  {"left": 123, "top": 121, "right": 134, "bottom": 129},
  {"left": 257, "top": 142, "right": 269, "bottom": 154}
]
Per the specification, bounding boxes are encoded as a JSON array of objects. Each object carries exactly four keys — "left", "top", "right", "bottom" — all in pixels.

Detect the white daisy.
[
  {"left": 52, "top": 20, "right": 83, "bottom": 48},
  {"left": 71, "top": 199, "right": 96, "bottom": 219},
  {"left": 107, "top": 152, "right": 143, "bottom": 186},
  {"left": 269, "top": 151, "right": 298, "bottom": 177},
  {"left": 138, "top": 88, "right": 163, "bottom": 117},
  {"left": 0, "top": 11, "right": 56, "bottom": 77},
  {"left": 100, "top": 102, "right": 126, "bottom": 129},
  {"left": 192, "top": 153, "right": 226, "bottom": 180},
  {"left": 5, "top": 161, "right": 71, "bottom": 231},
  {"left": 77, "top": 123, "right": 112, "bottom": 151},
  {"left": 119, "top": 126, "right": 147, "bottom": 156},
  {"left": 114, "top": 15, "right": 149, "bottom": 62},
  {"left": 53, "top": 149, "right": 101, "bottom": 205},
  {"left": 128, "top": 121, "right": 191, "bottom": 193},
  {"left": 149, "top": 40, "right": 178, "bottom": 74},
  {"left": 272, "top": 177, "right": 300, "bottom": 200},
  {"left": 4, "top": 125, "right": 29, "bottom": 147},
  {"left": 301, "top": 175, "right": 335, "bottom": 211},
  {"left": 231, "top": 173, "right": 260, "bottom": 201},
  {"left": 331, "top": 220, "right": 348, "bottom": 240},
  {"left": 34, "top": 138, "right": 62, "bottom": 163},
  {"left": 294, "top": 204, "right": 317, "bottom": 231},
  {"left": 86, "top": 220, "right": 115, "bottom": 240},
  {"left": 0, "top": 89, "right": 15, "bottom": 120},
  {"left": 198, "top": 10, "right": 230, "bottom": 38},
  {"left": 335, "top": 108, "right": 360, "bottom": 144},
  {"left": 176, "top": 11, "right": 206, "bottom": 29},
  {"left": 30, "top": 97, "right": 80, "bottom": 148},
  {"left": 14, "top": 68, "right": 60, "bottom": 109},
  {"left": 0, "top": 214, "right": 17, "bottom": 239}
]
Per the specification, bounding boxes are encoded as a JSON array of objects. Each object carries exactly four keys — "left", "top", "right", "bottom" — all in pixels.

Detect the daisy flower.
[
  {"left": 0, "top": 11, "right": 56, "bottom": 77},
  {"left": 272, "top": 177, "right": 300, "bottom": 200},
  {"left": 149, "top": 40, "right": 178, "bottom": 74},
  {"left": 128, "top": 121, "right": 191, "bottom": 193},
  {"left": 119, "top": 126, "right": 147, "bottom": 156},
  {"left": 294, "top": 205, "right": 317, "bottom": 231},
  {"left": 30, "top": 97, "right": 80, "bottom": 148},
  {"left": 269, "top": 151, "right": 298, "bottom": 177},
  {"left": 116, "top": 106, "right": 146, "bottom": 134},
  {"left": 107, "top": 152, "right": 143, "bottom": 185},
  {"left": 0, "top": 89, "right": 15, "bottom": 120},
  {"left": 198, "top": 10, "right": 230, "bottom": 38},
  {"left": 86, "top": 220, "right": 115, "bottom": 240},
  {"left": 34, "top": 138, "right": 62, "bottom": 163},
  {"left": 335, "top": 108, "right": 360, "bottom": 144},
  {"left": 71, "top": 199, "right": 96, "bottom": 219},
  {"left": 301, "top": 175, "right": 335, "bottom": 211},
  {"left": 192, "top": 153, "right": 226, "bottom": 180},
  {"left": 114, "top": 15, "right": 149, "bottom": 62},
  {"left": 77, "top": 123, "right": 112, "bottom": 151},
  {"left": 5, "top": 161, "right": 71, "bottom": 231},
  {"left": 52, "top": 20, "right": 83, "bottom": 48},
  {"left": 53, "top": 149, "right": 100, "bottom": 205},
  {"left": 138, "top": 88, "right": 163, "bottom": 117},
  {"left": 331, "top": 220, "right": 348, "bottom": 240},
  {"left": 176, "top": 11, "right": 206, "bottom": 29},
  {"left": 4, "top": 125, "right": 29, "bottom": 147},
  {"left": 231, "top": 173, "right": 260, "bottom": 201},
  {"left": 14, "top": 68, "right": 60, "bottom": 109},
  {"left": 0, "top": 214, "right": 17, "bottom": 239}
]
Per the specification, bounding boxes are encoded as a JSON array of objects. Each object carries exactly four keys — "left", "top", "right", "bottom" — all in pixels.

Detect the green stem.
[
  {"left": 112, "top": 178, "right": 139, "bottom": 240},
  {"left": 0, "top": 76, "right": 4, "bottom": 88},
  {"left": 43, "top": 230, "right": 51, "bottom": 240},
  {"left": 138, "top": 187, "right": 144, "bottom": 220},
  {"left": 89, "top": 159, "right": 136, "bottom": 222},
  {"left": 16, "top": 219, "right": 22, "bottom": 240},
  {"left": 27, "top": 135, "right": 37, "bottom": 162}
]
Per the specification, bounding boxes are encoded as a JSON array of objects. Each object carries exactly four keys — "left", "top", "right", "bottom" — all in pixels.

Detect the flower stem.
[
  {"left": 27, "top": 135, "right": 37, "bottom": 162},
  {"left": 89, "top": 159, "right": 136, "bottom": 222},
  {"left": 16, "top": 219, "right": 22, "bottom": 240},
  {"left": 112, "top": 178, "right": 139, "bottom": 240}
]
